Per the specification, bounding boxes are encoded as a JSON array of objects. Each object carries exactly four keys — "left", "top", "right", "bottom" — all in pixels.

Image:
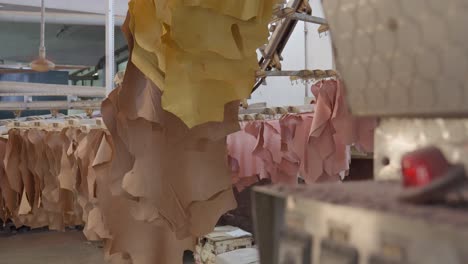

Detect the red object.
[{"left": 401, "top": 147, "right": 450, "bottom": 188}]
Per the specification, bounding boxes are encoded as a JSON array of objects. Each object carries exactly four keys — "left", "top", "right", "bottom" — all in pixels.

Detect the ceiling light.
[
  {"left": 29, "top": 0, "right": 56, "bottom": 73},
  {"left": 30, "top": 57, "right": 55, "bottom": 72}
]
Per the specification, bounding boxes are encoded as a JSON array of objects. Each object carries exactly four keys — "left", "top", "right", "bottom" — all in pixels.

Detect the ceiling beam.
[
  {"left": 0, "top": 1, "right": 129, "bottom": 16},
  {"left": 0, "top": 10, "right": 125, "bottom": 25}
]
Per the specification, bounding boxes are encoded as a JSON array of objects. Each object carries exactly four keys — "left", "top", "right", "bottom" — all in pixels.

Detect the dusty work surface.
[
  {"left": 0, "top": 230, "right": 105, "bottom": 264},
  {"left": 263, "top": 180, "right": 468, "bottom": 227}
]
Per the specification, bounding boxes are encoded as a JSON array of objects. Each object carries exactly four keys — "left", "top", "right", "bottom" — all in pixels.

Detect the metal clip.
[
  {"left": 13, "top": 110, "right": 22, "bottom": 118},
  {"left": 50, "top": 109, "right": 59, "bottom": 118},
  {"left": 298, "top": 0, "right": 312, "bottom": 14},
  {"left": 318, "top": 24, "right": 330, "bottom": 35},
  {"left": 86, "top": 109, "right": 94, "bottom": 118}
]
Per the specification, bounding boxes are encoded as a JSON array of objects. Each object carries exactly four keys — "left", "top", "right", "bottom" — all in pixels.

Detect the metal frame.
[
  {"left": 259, "top": 0, "right": 307, "bottom": 72},
  {"left": 254, "top": 0, "right": 329, "bottom": 91}
]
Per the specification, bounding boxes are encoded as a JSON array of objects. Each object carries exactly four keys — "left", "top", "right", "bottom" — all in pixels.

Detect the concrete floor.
[
  {"left": 0, "top": 231, "right": 105, "bottom": 264},
  {"left": 0, "top": 230, "right": 195, "bottom": 264}
]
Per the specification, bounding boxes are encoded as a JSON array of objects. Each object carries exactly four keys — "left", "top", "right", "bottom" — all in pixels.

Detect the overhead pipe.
[{"left": 0, "top": 10, "right": 125, "bottom": 26}]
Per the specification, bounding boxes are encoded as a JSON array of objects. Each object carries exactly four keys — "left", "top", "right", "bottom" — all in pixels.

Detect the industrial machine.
[
  {"left": 252, "top": 0, "right": 468, "bottom": 263},
  {"left": 253, "top": 181, "right": 468, "bottom": 264}
]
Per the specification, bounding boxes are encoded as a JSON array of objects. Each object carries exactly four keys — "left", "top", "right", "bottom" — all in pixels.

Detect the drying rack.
[
  {"left": 0, "top": 113, "right": 105, "bottom": 136},
  {"left": 239, "top": 103, "right": 314, "bottom": 121},
  {"left": 239, "top": 102, "right": 373, "bottom": 160},
  {"left": 0, "top": 81, "right": 104, "bottom": 118}
]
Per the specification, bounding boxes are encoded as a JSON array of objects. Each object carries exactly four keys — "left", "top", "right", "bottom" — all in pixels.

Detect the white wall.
[
  {"left": 305, "top": 0, "right": 334, "bottom": 71},
  {"left": 249, "top": 0, "right": 333, "bottom": 107}
]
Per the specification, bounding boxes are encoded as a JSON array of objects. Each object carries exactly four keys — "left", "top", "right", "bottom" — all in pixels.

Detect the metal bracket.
[
  {"left": 318, "top": 24, "right": 330, "bottom": 34},
  {"left": 274, "top": 8, "right": 327, "bottom": 25},
  {"left": 271, "top": 53, "right": 282, "bottom": 71},
  {"left": 292, "top": 13, "right": 327, "bottom": 24}
]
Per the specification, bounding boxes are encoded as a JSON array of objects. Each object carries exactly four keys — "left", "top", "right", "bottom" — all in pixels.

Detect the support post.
[{"left": 105, "top": 0, "right": 115, "bottom": 96}]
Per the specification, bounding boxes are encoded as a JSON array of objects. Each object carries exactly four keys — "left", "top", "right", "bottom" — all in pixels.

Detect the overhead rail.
[
  {"left": 0, "top": 100, "right": 102, "bottom": 111},
  {"left": 0, "top": 82, "right": 106, "bottom": 97}
]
